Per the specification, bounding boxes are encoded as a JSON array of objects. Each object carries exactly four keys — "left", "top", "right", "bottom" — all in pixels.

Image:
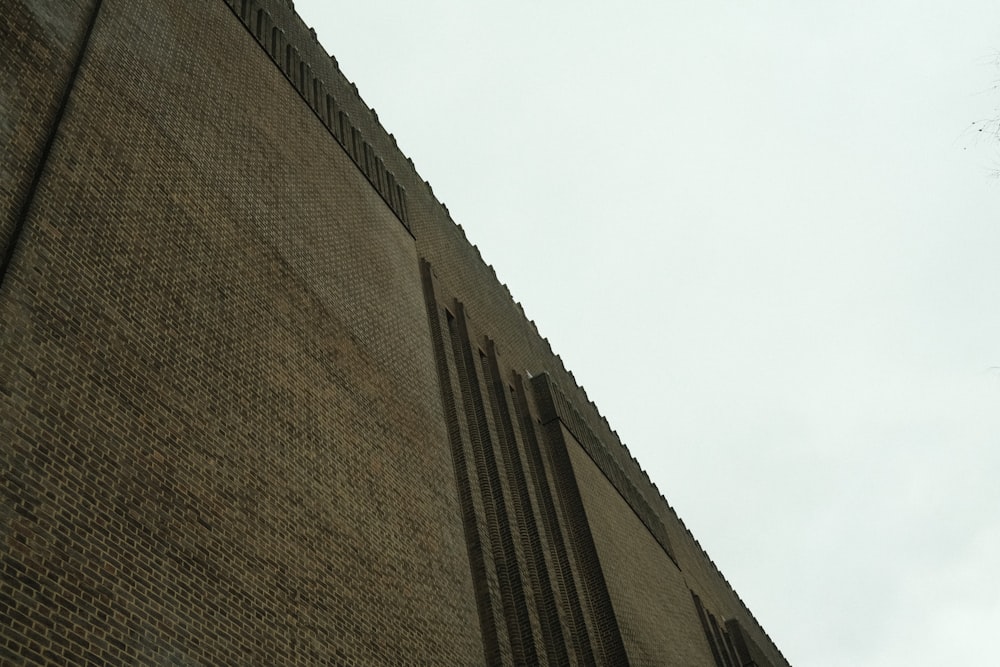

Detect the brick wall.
[
  {"left": 1, "top": 0, "right": 791, "bottom": 664},
  {"left": 0, "top": 0, "right": 94, "bottom": 269},
  {"left": 1, "top": 0, "right": 482, "bottom": 663},
  {"left": 566, "top": 429, "right": 715, "bottom": 666}
]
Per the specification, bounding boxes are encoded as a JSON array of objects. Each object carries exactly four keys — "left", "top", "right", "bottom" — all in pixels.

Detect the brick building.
[{"left": 1, "top": 1, "right": 790, "bottom": 664}]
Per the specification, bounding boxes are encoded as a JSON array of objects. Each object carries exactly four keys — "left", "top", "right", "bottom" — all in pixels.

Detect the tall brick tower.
[{"left": 1, "top": 1, "right": 790, "bottom": 664}]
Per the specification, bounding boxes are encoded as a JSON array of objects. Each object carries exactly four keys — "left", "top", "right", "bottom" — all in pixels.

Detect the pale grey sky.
[{"left": 294, "top": 2, "right": 1000, "bottom": 664}]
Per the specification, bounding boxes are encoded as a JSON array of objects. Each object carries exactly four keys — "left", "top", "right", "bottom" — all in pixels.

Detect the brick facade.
[{"left": 1, "top": 1, "right": 789, "bottom": 664}]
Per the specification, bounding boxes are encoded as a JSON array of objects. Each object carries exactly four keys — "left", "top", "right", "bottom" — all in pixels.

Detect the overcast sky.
[{"left": 293, "top": 1, "right": 1000, "bottom": 664}]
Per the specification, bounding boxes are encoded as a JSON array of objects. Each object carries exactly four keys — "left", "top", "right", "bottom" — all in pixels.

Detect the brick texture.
[
  {"left": 1, "top": 0, "right": 481, "bottom": 663},
  {"left": 1, "top": 0, "right": 791, "bottom": 665}
]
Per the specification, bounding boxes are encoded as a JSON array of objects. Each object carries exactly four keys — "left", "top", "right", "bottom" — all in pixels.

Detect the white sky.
[{"left": 293, "top": 2, "right": 1000, "bottom": 664}]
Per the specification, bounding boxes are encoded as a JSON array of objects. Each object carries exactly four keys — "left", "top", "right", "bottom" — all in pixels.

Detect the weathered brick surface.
[
  {"left": 1, "top": 0, "right": 790, "bottom": 664},
  {"left": 2, "top": 0, "right": 481, "bottom": 663}
]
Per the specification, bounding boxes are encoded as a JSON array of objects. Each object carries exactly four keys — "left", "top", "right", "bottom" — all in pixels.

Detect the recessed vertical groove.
[
  {"left": 725, "top": 619, "right": 759, "bottom": 667},
  {"left": 531, "top": 375, "right": 629, "bottom": 666},
  {"left": 708, "top": 611, "right": 735, "bottom": 667},
  {"left": 449, "top": 305, "right": 537, "bottom": 666},
  {"left": 481, "top": 345, "right": 569, "bottom": 666},
  {"left": 510, "top": 374, "right": 588, "bottom": 666},
  {"left": 478, "top": 347, "right": 549, "bottom": 664},
  {"left": 420, "top": 263, "right": 500, "bottom": 665},
  {"left": 722, "top": 628, "right": 744, "bottom": 667},
  {"left": 692, "top": 592, "right": 726, "bottom": 667}
]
